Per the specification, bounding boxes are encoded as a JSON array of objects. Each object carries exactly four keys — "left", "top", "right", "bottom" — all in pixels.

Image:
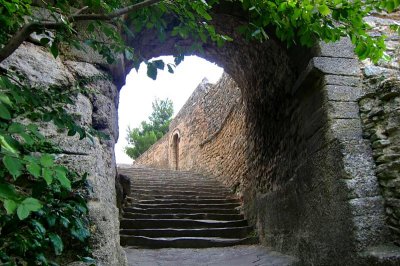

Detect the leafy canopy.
[
  {"left": 0, "top": 0, "right": 399, "bottom": 70},
  {"left": 125, "top": 98, "right": 173, "bottom": 159}
]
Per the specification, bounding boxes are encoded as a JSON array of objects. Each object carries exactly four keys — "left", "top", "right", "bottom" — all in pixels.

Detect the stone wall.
[
  {"left": 358, "top": 11, "right": 400, "bottom": 246},
  {"left": 135, "top": 74, "right": 248, "bottom": 192},
  {"left": 0, "top": 41, "right": 127, "bottom": 265},
  {"left": 360, "top": 79, "right": 400, "bottom": 245}
]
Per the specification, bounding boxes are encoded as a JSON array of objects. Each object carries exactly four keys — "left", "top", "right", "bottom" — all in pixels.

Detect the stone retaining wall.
[{"left": 358, "top": 11, "right": 400, "bottom": 246}]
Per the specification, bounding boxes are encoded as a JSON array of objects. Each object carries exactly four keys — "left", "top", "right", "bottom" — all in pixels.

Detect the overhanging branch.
[{"left": 0, "top": 0, "right": 163, "bottom": 63}]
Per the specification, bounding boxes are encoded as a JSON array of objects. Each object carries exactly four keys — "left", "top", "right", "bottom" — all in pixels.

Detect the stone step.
[
  {"left": 131, "top": 176, "right": 210, "bottom": 180},
  {"left": 135, "top": 198, "right": 239, "bottom": 205},
  {"left": 123, "top": 207, "right": 240, "bottom": 215},
  {"left": 131, "top": 186, "right": 230, "bottom": 192},
  {"left": 122, "top": 212, "right": 244, "bottom": 221},
  {"left": 131, "top": 184, "right": 228, "bottom": 190},
  {"left": 128, "top": 194, "right": 235, "bottom": 200},
  {"left": 131, "top": 203, "right": 240, "bottom": 209},
  {"left": 120, "top": 226, "right": 253, "bottom": 238},
  {"left": 131, "top": 189, "right": 232, "bottom": 197},
  {"left": 120, "top": 218, "right": 248, "bottom": 229},
  {"left": 119, "top": 167, "right": 256, "bottom": 249},
  {"left": 120, "top": 235, "right": 258, "bottom": 248},
  {"left": 134, "top": 176, "right": 210, "bottom": 180}
]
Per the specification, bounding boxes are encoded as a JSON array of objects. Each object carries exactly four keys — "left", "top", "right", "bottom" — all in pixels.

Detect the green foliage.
[
  {"left": 0, "top": 73, "right": 94, "bottom": 265},
  {"left": 125, "top": 98, "right": 173, "bottom": 159},
  {"left": 239, "top": 0, "right": 399, "bottom": 62}
]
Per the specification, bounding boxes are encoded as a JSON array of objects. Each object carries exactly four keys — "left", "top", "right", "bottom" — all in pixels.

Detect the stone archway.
[
  {"left": 3, "top": 1, "right": 391, "bottom": 265},
  {"left": 115, "top": 2, "right": 389, "bottom": 264}
]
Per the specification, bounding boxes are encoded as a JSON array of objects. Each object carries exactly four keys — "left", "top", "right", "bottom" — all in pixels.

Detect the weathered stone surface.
[
  {"left": 324, "top": 74, "right": 361, "bottom": 87},
  {"left": 2, "top": 40, "right": 127, "bottom": 265},
  {"left": 359, "top": 78, "right": 400, "bottom": 245},
  {"left": 124, "top": 245, "right": 298, "bottom": 266},
  {"left": 325, "top": 85, "right": 364, "bottom": 101},
  {"left": 116, "top": 174, "right": 131, "bottom": 210},
  {"left": 0, "top": 42, "right": 75, "bottom": 86},
  {"left": 316, "top": 38, "right": 356, "bottom": 59},
  {"left": 312, "top": 57, "right": 361, "bottom": 76},
  {"left": 364, "top": 65, "right": 398, "bottom": 77}
]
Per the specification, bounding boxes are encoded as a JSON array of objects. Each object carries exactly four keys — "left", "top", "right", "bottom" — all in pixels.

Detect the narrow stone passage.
[{"left": 118, "top": 167, "right": 298, "bottom": 265}]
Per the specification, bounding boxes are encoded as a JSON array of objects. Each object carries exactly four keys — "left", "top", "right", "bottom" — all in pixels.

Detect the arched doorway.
[{"left": 172, "top": 133, "right": 180, "bottom": 170}]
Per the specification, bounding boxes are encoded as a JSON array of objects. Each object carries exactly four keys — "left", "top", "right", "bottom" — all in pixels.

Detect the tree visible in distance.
[{"left": 125, "top": 98, "right": 173, "bottom": 159}]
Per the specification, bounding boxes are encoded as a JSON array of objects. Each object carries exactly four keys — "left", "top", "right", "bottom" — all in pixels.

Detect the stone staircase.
[{"left": 118, "top": 167, "right": 257, "bottom": 248}]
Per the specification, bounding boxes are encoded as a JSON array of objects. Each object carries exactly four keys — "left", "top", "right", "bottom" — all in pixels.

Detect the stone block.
[
  {"left": 324, "top": 74, "right": 361, "bottom": 87},
  {"left": 329, "top": 119, "right": 363, "bottom": 141},
  {"left": 316, "top": 38, "right": 356, "bottom": 59},
  {"left": 328, "top": 101, "right": 360, "bottom": 119},
  {"left": 312, "top": 57, "right": 361, "bottom": 76},
  {"left": 348, "top": 196, "right": 385, "bottom": 216},
  {"left": 325, "top": 85, "right": 364, "bottom": 101}
]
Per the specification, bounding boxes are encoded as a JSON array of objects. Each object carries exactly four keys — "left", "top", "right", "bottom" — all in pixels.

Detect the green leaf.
[
  {"left": 8, "top": 122, "right": 25, "bottom": 133},
  {"left": 20, "top": 132, "right": 34, "bottom": 145},
  {"left": 278, "top": 2, "right": 287, "bottom": 11},
  {"left": 17, "top": 197, "right": 43, "bottom": 220},
  {"left": 0, "top": 103, "right": 11, "bottom": 120},
  {"left": 50, "top": 42, "right": 59, "bottom": 58},
  {"left": 55, "top": 167, "right": 71, "bottom": 190},
  {"left": 0, "top": 135, "right": 19, "bottom": 154},
  {"left": 0, "top": 93, "right": 12, "bottom": 105},
  {"left": 27, "top": 162, "right": 41, "bottom": 178},
  {"left": 71, "top": 225, "right": 90, "bottom": 241},
  {"left": 60, "top": 216, "right": 70, "bottom": 228},
  {"left": 40, "top": 37, "right": 51, "bottom": 46},
  {"left": 319, "top": 5, "right": 332, "bottom": 16},
  {"left": 153, "top": 60, "right": 165, "bottom": 70},
  {"left": 3, "top": 155, "right": 23, "bottom": 179},
  {"left": 35, "top": 253, "right": 48, "bottom": 264},
  {"left": 40, "top": 154, "right": 54, "bottom": 167},
  {"left": 147, "top": 63, "right": 158, "bottom": 80},
  {"left": 0, "top": 183, "right": 18, "bottom": 201},
  {"left": 47, "top": 214, "right": 57, "bottom": 227},
  {"left": 167, "top": 64, "right": 174, "bottom": 74},
  {"left": 32, "top": 220, "right": 46, "bottom": 235},
  {"left": 4, "top": 199, "right": 17, "bottom": 214},
  {"left": 42, "top": 168, "right": 54, "bottom": 185},
  {"left": 49, "top": 233, "right": 64, "bottom": 255}
]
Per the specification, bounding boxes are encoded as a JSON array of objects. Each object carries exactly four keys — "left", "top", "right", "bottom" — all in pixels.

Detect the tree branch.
[{"left": 0, "top": 0, "right": 163, "bottom": 63}]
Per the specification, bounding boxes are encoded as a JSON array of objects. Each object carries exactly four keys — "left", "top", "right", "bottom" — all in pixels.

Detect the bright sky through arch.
[{"left": 116, "top": 56, "right": 224, "bottom": 164}]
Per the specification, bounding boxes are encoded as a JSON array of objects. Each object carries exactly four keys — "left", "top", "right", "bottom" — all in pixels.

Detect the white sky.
[{"left": 115, "top": 56, "right": 224, "bottom": 164}]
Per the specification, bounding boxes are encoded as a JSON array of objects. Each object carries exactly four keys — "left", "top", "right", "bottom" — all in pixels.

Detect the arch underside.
[{"left": 122, "top": 2, "right": 389, "bottom": 265}]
